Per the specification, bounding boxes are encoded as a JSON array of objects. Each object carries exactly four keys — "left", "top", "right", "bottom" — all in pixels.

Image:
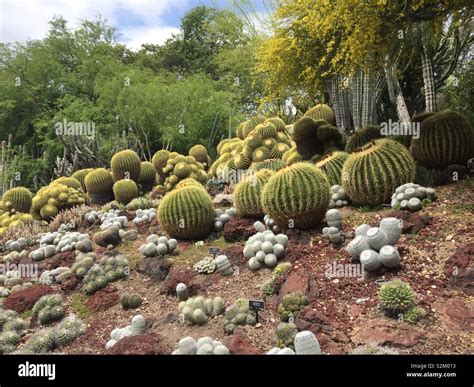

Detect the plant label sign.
[
  {"left": 249, "top": 300, "right": 265, "bottom": 323},
  {"left": 209, "top": 247, "right": 220, "bottom": 257}
]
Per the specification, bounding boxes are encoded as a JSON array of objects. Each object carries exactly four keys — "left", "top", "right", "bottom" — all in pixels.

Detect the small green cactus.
[
  {"left": 379, "top": 280, "right": 416, "bottom": 317},
  {"left": 278, "top": 292, "right": 309, "bottom": 322}
]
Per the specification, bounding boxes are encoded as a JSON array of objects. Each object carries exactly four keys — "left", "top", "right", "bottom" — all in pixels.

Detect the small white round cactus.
[
  {"left": 176, "top": 283, "right": 188, "bottom": 301},
  {"left": 366, "top": 227, "right": 388, "bottom": 251},
  {"left": 379, "top": 217, "right": 402, "bottom": 245},
  {"left": 355, "top": 224, "right": 371, "bottom": 237},
  {"left": 360, "top": 249, "right": 381, "bottom": 271},
  {"left": 347, "top": 235, "right": 371, "bottom": 259},
  {"left": 379, "top": 245, "right": 401, "bottom": 268},
  {"left": 294, "top": 331, "right": 321, "bottom": 354}
]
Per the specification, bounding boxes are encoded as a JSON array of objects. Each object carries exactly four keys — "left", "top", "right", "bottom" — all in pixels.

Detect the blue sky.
[{"left": 0, "top": 0, "right": 271, "bottom": 50}]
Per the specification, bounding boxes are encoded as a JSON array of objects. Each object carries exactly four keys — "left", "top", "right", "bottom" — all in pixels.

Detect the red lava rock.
[
  {"left": 226, "top": 329, "right": 261, "bottom": 355},
  {"left": 295, "top": 307, "right": 331, "bottom": 332},
  {"left": 286, "top": 229, "right": 313, "bottom": 245},
  {"left": 85, "top": 285, "right": 119, "bottom": 313},
  {"left": 278, "top": 268, "right": 318, "bottom": 302},
  {"left": 351, "top": 318, "right": 425, "bottom": 347},
  {"left": 136, "top": 257, "right": 171, "bottom": 283},
  {"left": 433, "top": 300, "right": 473, "bottom": 333},
  {"left": 159, "top": 267, "right": 198, "bottom": 296},
  {"left": 443, "top": 243, "right": 473, "bottom": 295},
  {"left": 223, "top": 218, "right": 255, "bottom": 242},
  {"left": 3, "top": 284, "right": 55, "bottom": 313},
  {"left": 349, "top": 304, "right": 362, "bottom": 318},
  {"left": 221, "top": 245, "right": 246, "bottom": 269},
  {"left": 40, "top": 251, "right": 76, "bottom": 271},
  {"left": 106, "top": 333, "right": 170, "bottom": 354},
  {"left": 59, "top": 273, "right": 80, "bottom": 292},
  {"left": 386, "top": 210, "right": 432, "bottom": 234}
]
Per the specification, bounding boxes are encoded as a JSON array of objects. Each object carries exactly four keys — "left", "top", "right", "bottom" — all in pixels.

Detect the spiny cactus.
[
  {"left": 342, "top": 139, "right": 416, "bottom": 206},
  {"left": 410, "top": 110, "right": 474, "bottom": 169},
  {"left": 223, "top": 298, "right": 256, "bottom": 334},
  {"left": 379, "top": 280, "right": 416, "bottom": 317},
  {"left": 179, "top": 296, "right": 224, "bottom": 325},
  {"left": 158, "top": 185, "right": 214, "bottom": 239},
  {"left": 138, "top": 161, "right": 156, "bottom": 191},
  {"left": 345, "top": 126, "right": 382, "bottom": 153},
  {"left": 251, "top": 159, "right": 286, "bottom": 172},
  {"left": 121, "top": 294, "right": 143, "bottom": 310},
  {"left": 262, "top": 163, "right": 330, "bottom": 229},
  {"left": 2, "top": 187, "right": 33, "bottom": 214},
  {"left": 111, "top": 149, "right": 141, "bottom": 182},
  {"left": 71, "top": 168, "right": 93, "bottom": 192},
  {"left": 255, "top": 122, "right": 278, "bottom": 139},
  {"left": 276, "top": 322, "right": 298, "bottom": 349},
  {"left": 152, "top": 149, "right": 170, "bottom": 176},
  {"left": 52, "top": 177, "right": 82, "bottom": 190},
  {"left": 189, "top": 144, "right": 208, "bottom": 164},
  {"left": 252, "top": 146, "right": 271, "bottom": 162},
  {"left": 267, "top": 117, "right": 286, "bottom": 132},
  {"left": 113, "top": 179, "right": 139, "bottom": 205},
  {"left": 278, "top": 292, "right": 309, "bottom": 322},
  {"left": 243, "top": 114, "right": 266, "bottom": 137},
  {"left": 234, "top": 169, "right": 274, "bottom": 218},
  {"left": 315, "top": 151, "right": 349, "bottom": 186},
  {"left": 271, "top": 143, "right": 291, "bottom": 159},
  {"left": 84, "top": 168, "right": 114, "bottom": 204},
  {"left": 304, "top": 103, "right": 336, "bottom": 126},
  {"left": 32, "top": 294, "right": 65, "bottom": 325},
  {"left": 294, "top": 330, "right": 321, "bottom": 354}
]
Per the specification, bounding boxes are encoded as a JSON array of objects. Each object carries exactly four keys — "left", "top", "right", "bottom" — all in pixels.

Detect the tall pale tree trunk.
[{"left": 385, "top": 64, "right": 411, "bottom": 123}]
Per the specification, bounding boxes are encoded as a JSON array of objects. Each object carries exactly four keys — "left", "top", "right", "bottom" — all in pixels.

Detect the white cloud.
[
  {"left": 0, "top": 0, "right": 189, "bottom": 49},
  {"left": 121, "top": 26, "right": 181, "bottom": 51}
]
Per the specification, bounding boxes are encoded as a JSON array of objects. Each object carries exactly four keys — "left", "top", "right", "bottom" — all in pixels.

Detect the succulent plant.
[
  {"left": 174, "top": 336, "right": 229, "bottom": 355},
  {"left": 52, "top": 177, "right": 83, "bottom": 190},
  {"left": 84, "top": 168, "right": 114, "bottom": 204},
  {"left": 345, "top": 126, "right": 382, "bottom": 153},
  {"left": 411, "top": 110, "right": 474, "bottom": 169},
  {"left": 111, "top": 149, "right": 141, "bottom": 182},
  {"left": 2, "top": 187, "right": 33, "bottom": 213},
  {"left": 234, "top": 169, "right": 274, "bottom": 218},
  {"left": 113, "top": 179, "right": 139, "bottom": 205},
  {"left": 294, "top": 330, "right": 321, "bottom": 354},
  {"left": 341, "top": 139, "right": 416, "bottom": 206},
  {"left": 251, "top": 159, "right": 286, "bottom": 172},
  {"left": 262, "top": 163, "right": 330, "bottom": 229},
  {"left": 176, "top": 283, "right": 188, "bottom": 301},
  {"left": 121, "top": 294, "right": 143, "bottom": 310},
  {"left": 278, "top": 292, "right": 309, "bottom": 322},
  {"left": 243, "top": 114, "right": 266, "bottom": 137},
  {"left": 304, "top": 103, "right": 336, "bottom": 126},
  {"left": 178, "top": 296, "right": 224, "bottom": 325},
  {"left": 152, "top": 150, "right": 170, "bottom": 176},
  {"left": 189, "top": 144, "right": 208, "bottom": 164},
  {"left": 379, "top": 280, "right": 416, "bottom": 317},
  {"left": 214, "top": 255, "right": 233, "bottom": 276},
  {"left": 158, "top": 185, "right": 214, "bottom": 239},
  {"left": 223, "top": 298, "right": 256, "bottom": 334},
  {"left": 32, "top": 294, "right": 65, "bottom": 325},
  {"left": 276, "top": 322, "right": 298, "bottom": 349},
  {"left": 193, "top": 256, "right": 216, "bottom": 274},
  {"left": 315, "top": 151, "right": 349, "bottom": 186},
  {"left": 71, "top": 168, "right": 93, "bottom": 192},
  {"left": 138, "top": 161, "right": 156, "bottom": 191}
]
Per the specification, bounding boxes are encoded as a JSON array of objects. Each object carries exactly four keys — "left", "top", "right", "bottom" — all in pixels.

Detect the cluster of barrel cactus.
[
  {"left": 193, "top": 256, "right": 216, "bottom": 274},
  {"left": 267, "top": 330, "right": 321, "bottom": 355},
  {"left": 223, "top": 298, "right": 257, "bottom": 334},
  {"left": 0, "top": 211, "right": 33, "bottom": 237},
  {"left": 275, "top": 322, "right": 298, "bottom": 349},
  {"left": 173, "top": 336, "right": 229, "bottom": 355},
  {"left": 233, "top": 169, "right": 274, "bottom": 218},
  {"left": 178, "top": 296, "right": 224, "bottom": 325},
  {"left": 262, "top": 163, "right": 330, "bottom": 229},
  {"left": 347, "top": 217, "right": 403, "bottom": 272},
  {"left": 106, "top": 315, "right": 146, "bottom": 349},
  {"left": 378, "top": 279, "right": 425, "bottom": 323},
  {"left": 151, "top": 149, "right": 209, "bottom": 192},
  {"left": 210, "top": 114, "right": 293, "bottom": 182},
  {"left": 1, "top": 187, "right": 33, "bottom": 214},
  {"left": 70, "top": 252, "right": 96, "bottom": 278},
  {"left": 288, "top": 104, "right": 344, "bottom": 162},
  {"left": 30, "top": 179, "right": 86, "bottom": 221},
  {"left": 158, "top": 184, "right": 215, "bottom": 239},
  {"left": 278, "top": 292, "right": 309, "bottom": 322},
  {"left": 341, "top": 139, "right": 416, "bottom": 206},
  {"left": 391, "top": 183, "right": 436, "bottom": 211},
  {"left": 139, "top": 234, "right": 178, "bottom": 257},
  {"left": 244, "top": 230, "right": 288, "bottom": 271},
  {"left": 410, "top": 110, "right": 474, "bottom": 169},
  {"left": 328, "top": 184, "right": 351, "bottom": 208},
  {"left": 82, "top": 256, "right": 128, "bottom": 295},
  {"left": 32, "top": 294, "right": 65, "bottom": 325}
]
